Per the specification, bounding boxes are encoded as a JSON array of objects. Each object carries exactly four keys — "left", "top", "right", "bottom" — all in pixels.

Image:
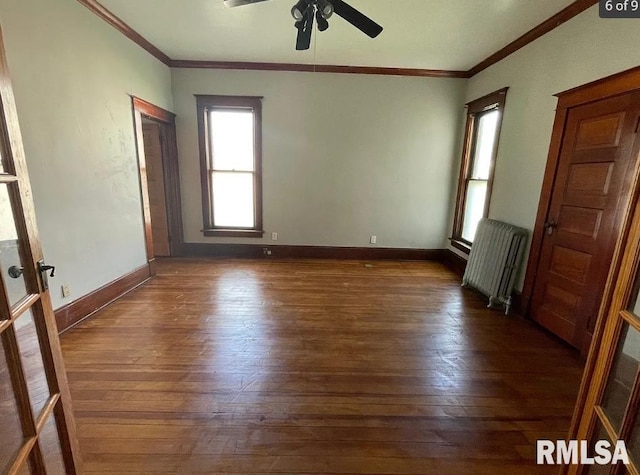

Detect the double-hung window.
[
  {"left": 451, "top": 88, "right": 507, "bottom": 252},
  {"left": 196, "top": 95, "right": 263, "bottom": 237}
]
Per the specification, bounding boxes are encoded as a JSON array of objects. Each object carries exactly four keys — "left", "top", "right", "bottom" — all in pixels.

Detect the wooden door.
[
  {"left": 0, "top": 23, "right": 80, "bottom": 474},
  {"left": 142, "top": 122, "right": 170, "bottom": 257},
  {"left": 569, "top": 192, "right": 640, "bottom": 475},
  {"left": 0, "top": 26, "right": 81, "bottom": 473},
  {"left": 530, "top": 91, "right": 640, "bottom": 352}
]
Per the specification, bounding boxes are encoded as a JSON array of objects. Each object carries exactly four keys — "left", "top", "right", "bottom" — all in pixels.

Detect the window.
[
  {"left": 451, "top": 88, "right": 507, "bottom": 252},
  {"left": 196, "top": 95, "right": 263, "bottom": 237}
]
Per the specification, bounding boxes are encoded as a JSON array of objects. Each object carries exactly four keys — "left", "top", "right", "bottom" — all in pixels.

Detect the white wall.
[
  {"left": 0, "top": 0, "right": 173, "bottom": 309},
  {"left": 172, "top": 68, "right": 466, "bottom": 249},
  {"left": 449, "top": 6, "right": 640, "bottom": 289}
]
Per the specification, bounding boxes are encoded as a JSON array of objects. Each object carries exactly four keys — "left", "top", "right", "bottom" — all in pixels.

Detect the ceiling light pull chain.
[{"left": 313, "top": 17, "right": 318, "bottom": 73}]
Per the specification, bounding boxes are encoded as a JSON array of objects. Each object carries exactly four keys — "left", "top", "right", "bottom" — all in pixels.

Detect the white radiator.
[{"left": 462, "top": 218, "right": 528, "bottom": 314}]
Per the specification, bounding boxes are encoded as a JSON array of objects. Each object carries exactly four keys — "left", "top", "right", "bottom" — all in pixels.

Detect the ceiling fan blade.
[
  {"left": 224, "top": 0, "right": 270, "bottom": 8},
  {"left": 331, "top": 0, "right": 383, "bottom": 38},
  {"left": 295, "top": 8, "right": 314, "bottom": 50}
]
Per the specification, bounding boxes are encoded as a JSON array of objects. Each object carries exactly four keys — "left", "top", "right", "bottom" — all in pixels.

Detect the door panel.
[
  {"left": 542, "top": 283, "right": 581, "bottom": 318},
  {"left": 0, "top": 23, "right": 81, "bottom": 474},
  {"left": 557, "top": 206, "right": 602, "bottom": 239},
  {"left": 565, "top": 162, "right": 614, "bottom": 195},
  {"left": 574, "top": 112, "right": 624, "bottom": 150},
  {"left": 530, "top": 91, "right": 640, "bottom": 351},
  {"left": 549, "top": 246, "right": 592, "bottom": 283}
]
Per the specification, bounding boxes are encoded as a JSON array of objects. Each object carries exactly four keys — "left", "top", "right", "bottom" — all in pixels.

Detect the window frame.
[
  {"left": 196, "top": 95, "right": 264, "bottom": 238},
  {"left": 451, "top": 88, "right": 508, "bottom": 254}
]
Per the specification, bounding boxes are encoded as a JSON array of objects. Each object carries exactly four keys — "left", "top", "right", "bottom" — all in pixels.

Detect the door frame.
[
  {"left": 131, "top": 96, "right": 184, "bottom": 271},
  {"left": 519, "top": 65, "right": 640, "bottom": 443}
]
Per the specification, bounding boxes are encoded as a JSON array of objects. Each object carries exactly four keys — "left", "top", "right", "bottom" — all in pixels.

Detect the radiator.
[{"left": 462, "top": 218, "right": 528, "bottom": 314}]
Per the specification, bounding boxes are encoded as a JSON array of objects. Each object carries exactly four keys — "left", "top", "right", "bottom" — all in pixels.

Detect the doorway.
[
  {"left": 132, "top": 97, "right": 184, "bottom": 270},
  {"left": 523, "top": 69, "right": 640, "bottom": 355},
  {"left": 142, "top": 118, "right": 171, "bottom": 257}
]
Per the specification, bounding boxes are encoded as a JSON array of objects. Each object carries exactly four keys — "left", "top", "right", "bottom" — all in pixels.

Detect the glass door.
[
  {"left": 571, "top": 191, "right": 640, "bottom": 475},
  {"left": 0, "top": 23, "right": 81, "bottom": 474}
]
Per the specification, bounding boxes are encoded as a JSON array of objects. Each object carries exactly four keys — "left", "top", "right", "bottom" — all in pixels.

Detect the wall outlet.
[
  {"left": 271, "top": 232, "right": 278, "bottom": 241},
  {"left": 61, "top": 283, "right": 71, "bottom": 298},
  {"left": 370, "top": 235, "right": 377, "bottom": 244}
]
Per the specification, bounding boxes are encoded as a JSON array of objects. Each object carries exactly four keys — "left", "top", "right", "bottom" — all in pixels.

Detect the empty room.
[{"left": 1, "top": 0, "right": 640, "bottom": 473}]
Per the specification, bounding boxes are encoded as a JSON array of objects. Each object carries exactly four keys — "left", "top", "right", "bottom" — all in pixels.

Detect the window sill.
[
  {"left": 203, "top": 229, "right": 265, "bottom": 238},
  {"left": 450, "top": 238, "right": 471, "bottom": 255}
]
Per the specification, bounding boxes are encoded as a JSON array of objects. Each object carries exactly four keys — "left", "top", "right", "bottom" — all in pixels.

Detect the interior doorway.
[
  {"left": 142, "top": 119, "right": 171, "bottom": 257},
  {"left": 132, "top": 97, "right": 184, "bottom": 271}
]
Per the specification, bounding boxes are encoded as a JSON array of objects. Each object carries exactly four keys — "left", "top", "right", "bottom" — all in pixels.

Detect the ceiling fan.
[{"left": 223, "top": 0, "right": 384, "bottom": 51}]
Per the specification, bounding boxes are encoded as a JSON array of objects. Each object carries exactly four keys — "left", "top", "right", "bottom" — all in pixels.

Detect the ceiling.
[{"left": 97, "top": 0, "right": 577, "bottom": 71}]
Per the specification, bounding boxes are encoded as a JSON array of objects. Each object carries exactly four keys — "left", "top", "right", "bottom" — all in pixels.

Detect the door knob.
[
  {"left": 8, "top": 266, "right": 24, "bottom": 278},
  {"left": 544, "top": 219, "right": 558, "bottom": 236}
]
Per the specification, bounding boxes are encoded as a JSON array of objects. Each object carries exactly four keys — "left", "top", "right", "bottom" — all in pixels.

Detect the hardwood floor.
[{"left": 60, "top": 258, "right": 584, "bottom": 474}]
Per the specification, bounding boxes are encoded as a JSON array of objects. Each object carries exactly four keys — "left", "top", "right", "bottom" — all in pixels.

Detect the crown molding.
[
  {"left": 78, "top": 0, "right": 597, "bottom": 79},
  {"left": 170, "top": 60, "right": 470, "bottom": 78},
  {"left": 77, "top": 0, "right": 172, "bottom": 66},
  {"left": 467, "top": 0, "right": 598, "bottom": 77}
]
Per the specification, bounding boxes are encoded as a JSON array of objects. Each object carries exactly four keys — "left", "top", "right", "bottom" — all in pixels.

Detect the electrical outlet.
[
  {"left": 271, "top": 232, "right": 278, "bottom": 241},
  {"left": 370, "top": 235, "right": 377, "bottom": 244},
  {"left": 61, "top": 283, "right": 71, "bottom": 298}
]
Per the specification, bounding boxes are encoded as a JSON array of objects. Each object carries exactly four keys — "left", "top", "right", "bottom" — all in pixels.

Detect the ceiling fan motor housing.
[
  {"left": 292, "top": 0, "right": 333, "bottom": 21},
  {"left": 225, "top": 0, "right": 383, "bottom": 50}
]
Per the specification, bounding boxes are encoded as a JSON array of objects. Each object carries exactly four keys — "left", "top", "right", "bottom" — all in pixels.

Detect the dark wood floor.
[{"left": 60, "top": 258, "right": 584, "bottom": 474}]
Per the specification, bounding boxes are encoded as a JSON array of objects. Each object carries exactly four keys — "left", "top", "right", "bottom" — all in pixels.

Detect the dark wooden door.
[
  {"left": 0, "top": 25, "right": 81, "bottom": 473},
  {"left": 142, "top": 122, "right": 170, "bottom": 257},
  {"left": 530, "top": 91, "right": 640, "bottom": 352}
]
